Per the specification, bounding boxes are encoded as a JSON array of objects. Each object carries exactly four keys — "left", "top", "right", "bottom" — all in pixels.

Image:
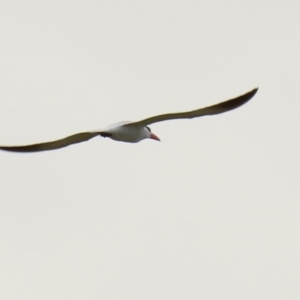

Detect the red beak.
[{"left": 150, "top": 133, "right": 160, "bottom": 141}]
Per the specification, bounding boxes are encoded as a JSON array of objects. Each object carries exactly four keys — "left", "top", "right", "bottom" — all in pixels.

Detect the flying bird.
[{"left": 0, "top": 88, "right": 258, "bottom": 153}]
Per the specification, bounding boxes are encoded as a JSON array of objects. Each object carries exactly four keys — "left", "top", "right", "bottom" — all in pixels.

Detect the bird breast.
[{"left": 104, "top": 121, "right": 146, "bottom": 143}]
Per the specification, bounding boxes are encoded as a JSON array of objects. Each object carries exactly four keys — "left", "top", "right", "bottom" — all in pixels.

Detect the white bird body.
[
  {"left": 0, "top": 88, "right": 258, "bottom": 153},
  {"left": 102, "top": 121, "right": 160, "bottom": 143},
  {"left": 103, "top": 121, "right": 145, "bottom": 143}
]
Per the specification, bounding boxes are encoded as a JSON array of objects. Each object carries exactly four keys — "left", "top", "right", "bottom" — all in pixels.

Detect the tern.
[{"left": 0, "top": 88, "right": 258, "bottom": 153}]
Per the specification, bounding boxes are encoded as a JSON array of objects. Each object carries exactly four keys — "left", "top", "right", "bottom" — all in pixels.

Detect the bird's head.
[{"left": 145, "top": 126, "right": 160, "bottom": 141}]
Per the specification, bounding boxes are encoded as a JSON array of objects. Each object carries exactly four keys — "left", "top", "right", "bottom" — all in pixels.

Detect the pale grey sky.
[{"left": 0, "top": 1, "right": 299, "bottom": 299}]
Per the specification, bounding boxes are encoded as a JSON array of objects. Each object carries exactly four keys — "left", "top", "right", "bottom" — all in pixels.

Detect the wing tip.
[
  {"left": 250, "top": 87, "right": 259, "bottom": 96},
  {"left": 240, "top": 87, "right": 259, "bottom": 103},
  {"left": 0, "top": 145, "right": 42, "bottom": 153}
]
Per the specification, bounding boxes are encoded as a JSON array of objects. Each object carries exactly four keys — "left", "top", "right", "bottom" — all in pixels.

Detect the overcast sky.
[{"left": 0, "top": 1, "right": 299, "bottom": 299}]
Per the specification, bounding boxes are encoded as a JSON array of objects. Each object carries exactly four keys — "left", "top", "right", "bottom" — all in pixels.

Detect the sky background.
[{"left": 0, "top": 1, "right": 299, "bottom": 299}]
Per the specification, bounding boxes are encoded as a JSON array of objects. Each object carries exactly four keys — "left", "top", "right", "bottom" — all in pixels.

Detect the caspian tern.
[{"left": 0, "top": 88, "right": 258, "bottom": 153}]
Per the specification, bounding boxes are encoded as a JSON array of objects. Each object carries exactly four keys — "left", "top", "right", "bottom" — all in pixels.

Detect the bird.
[{"left": 0, "top": 88, "right": 258, "bottom": 153}]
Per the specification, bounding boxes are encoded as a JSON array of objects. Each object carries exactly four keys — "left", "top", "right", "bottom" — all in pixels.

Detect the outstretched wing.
[
  {"left": 125, "top": 88, "right": 258, "bottom": 127},
  {"left": 0, "top": 131, "right": 102, "bottom": 153}
]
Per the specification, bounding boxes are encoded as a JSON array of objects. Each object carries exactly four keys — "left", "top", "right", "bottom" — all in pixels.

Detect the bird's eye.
[{"left": 146, "top": 126, "right": 151, "bottom": 132}]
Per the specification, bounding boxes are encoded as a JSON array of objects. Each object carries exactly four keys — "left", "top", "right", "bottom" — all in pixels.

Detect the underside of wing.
[
  {"left": 125, "top": 88, "right": 258, "bottom": 127},
  {"left": 0, "top": 131, "right": 101, "bottom": 153}
]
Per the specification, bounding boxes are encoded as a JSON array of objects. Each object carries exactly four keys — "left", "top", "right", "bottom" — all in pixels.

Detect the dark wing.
[
  {"left": 125, "top": 88, "right": 258, "bottom": 127},
  {"left": 0, "top": 131, "right": 102, "bottom": 153}
]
